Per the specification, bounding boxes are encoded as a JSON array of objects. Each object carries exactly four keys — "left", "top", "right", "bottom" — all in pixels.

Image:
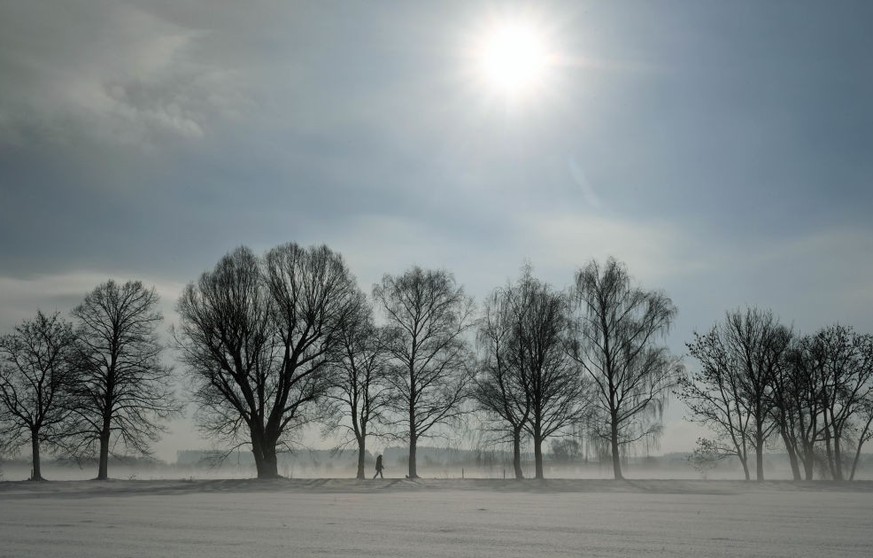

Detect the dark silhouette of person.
[{"left": 373, "top": 454, "right": 384, "bottom": 479}]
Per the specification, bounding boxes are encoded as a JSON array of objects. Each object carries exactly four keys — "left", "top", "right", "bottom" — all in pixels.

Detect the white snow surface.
[{"left": 1, "top": 479, "right": 871, "bottom": 557}]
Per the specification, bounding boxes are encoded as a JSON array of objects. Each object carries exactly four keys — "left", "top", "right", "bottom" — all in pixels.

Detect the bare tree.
[
  {"left": 373, "top": 267, "right": 474, "bottom": 479},
  {"left": 472, "top": 287, "right": 530, "bottom": 479},
  {"left": 849, "top": 397, "right": 873, "bottom": 481},
  {"left": 0, "top": 311, "right": 77, "bottom": 480},
  {"left": 812, "top": 325, "right": 873, "bottom": 480},
  {"left": 775, "top": 329, "right": 873, "bottom": 481},
  {"left": 768, "top": 334, "right": 829, "bottom": 481},
  {"left": 687, "top": 437, "right": 731, "bottom": 479},
  {"left": 323, "top": 293, "right": 392, "bottom": 479},
  {"left": 723, "top": 309, "right": 792, "bottom": 481},
  {"left": 778, "top": 336, "right": 830, "bottom": 480},
  {"left": 768, "top": 353, "right": 804, "bottom": 480},
  {"left": 679, "top": 328, "right": 754, "bottom": 480},
  {"left": 681, "top": 308, "right": 790, "bottom": 481},
  {"left": 67, "top": 280, "right": 178, "bottom": 480},
  {"left": 176, "top": 247, "right": 273, "bottom": 472},
  {"left": 517, "top": 272, "right": 587, "bottom": 480},
  {"left": 176, "top": 244, "right": 362, "bottom": 479},
  {"left": 568, "top": 258, "right": 681, "bottom": 480}
]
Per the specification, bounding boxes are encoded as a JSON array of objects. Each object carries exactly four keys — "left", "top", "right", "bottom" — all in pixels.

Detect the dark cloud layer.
[{"left": 2, "top": 0, "right": 871, "bottom": 308}]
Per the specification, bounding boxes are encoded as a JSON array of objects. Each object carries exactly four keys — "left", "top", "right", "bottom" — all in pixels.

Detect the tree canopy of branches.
[
  {"left": 568, "top": 258, "right": 681, "bottom": 480},
  {"left": 679, "top": 328, "right": 752, "bottom": 479},
  {"left": 323, "top": 293, "right": 392, "bottom": 479},
  {"left": 475, "top": 267, "right": 586, "bottom": 479},
  {"left": 522, "top": 273, "right": 588, "bottom": 480},
  {"left": 774, "top": 334, "right": 830, "bottom": 480},
  {"left": 67, "top": 280, "right": 178, "bottom": 480},
  {"left": 806, "top": 325, "right": 873, "bottom": 480},
  {"left": 0, "top": 311, "right": 77, "bottom": 480},
  {"left": 176, "top": 244, "right": 362, "bottom": 479},
  {"left": 373, "top": 267, "right": 474, "bottom": 479},
  {"left": 681, "top": 308, "right": 791, "bottom": 481},
  {"left": 473, "top": 286, "right": 531, "bottom": 479}
]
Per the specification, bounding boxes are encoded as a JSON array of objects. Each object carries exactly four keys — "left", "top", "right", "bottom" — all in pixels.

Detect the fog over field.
[
  {"left": 0, "top": 459, "right": 748, "bottom": 482},
  {"left": 2, "top": 479, "right": 872, "bottom": 558}
]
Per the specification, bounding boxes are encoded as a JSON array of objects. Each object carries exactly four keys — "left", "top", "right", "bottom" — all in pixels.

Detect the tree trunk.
[
  {"left": 356, "top": 437, "right": 366, "bottom": 480},
  {"left": 833, "top": 432, "right": 844, "bottom": 481},
  {"left": 800, "top": 442, "right": 815, "bottom": 480},
  {"left": 780, "top": 429, "right": 801, "bottom": 481},
  {"left": 798, "top": 414, "right": 816, "bottom": 480},
  {"left": 97, "top": 422, "right": 111, "bottom": 480},
  {"left": 533, "top": 428, "right": 544, "bottom": 480},
  {"left": 253, "top": 444, "right": 279, "bottom": 479},
  {"left": 739, "top": 456, "right": 750, "bottom": 481},
  {"left": 755, "top": 423, "right": 765, "bottom": 481},
  {"left": 755, "top": 442, "right": 764, "bottom": 481},
  {"left": 849, "top": 415, "right": 872, "bottom": 481},
  {"left": 823, "top": 426, "right": 836, "bottom": 479},
  {"left": 251, "top": 430, "right": 279, "bottom": 479},
  {"left": 408, "top": 435, "right": 418, "bottom": 479},
  {"left": 30, "top": 432, "right": 43, "bottom": 481},
  {"left": 512, "top": 429, "right": 524, "bottom": 479},
  {"left": 734, "top": 436, "right": 750, "bottom": 480},
  {"left": 408, "top": 388, "right": 418, "bottom": 478},
  {"left": 611, "top": 414, "right": 623, "bottom": 480}
]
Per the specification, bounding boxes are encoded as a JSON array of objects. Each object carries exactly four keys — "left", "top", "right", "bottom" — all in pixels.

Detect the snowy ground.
[{"left": 1, "top": 479, "right": 871, "bottom": 557}]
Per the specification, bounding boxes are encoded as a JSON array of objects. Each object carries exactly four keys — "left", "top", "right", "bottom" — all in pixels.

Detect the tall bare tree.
[
  {"left": 778, "top": 336, "right": 830, "bottom": 480},
  {"left": 176, "top": 247, "right": 272, "bottom": 471},
  {"left": 568, "top": 258, "right": 681, "bottom": 480},
  {"left": 67, "top": 280, "right": 178, "bottom": 480},
  {"left": 373, "top": 267, "right": 474, "bottom": 479},
  {"left": 768, "top": 335, "right": 825, "bottom": 481},
  {"left": 516, "top": 270, "right": 587, "bottom": 479},
  {"left": 680, "top": 328, "right": 755, "bottom": 480},
  {"left": 472, "top": 287, "right": 530, "bottom": 479},
  {"left": 849, "top": 397, "right": 873, "bottom": 481},
  {"left": 812, "top": 325, "right": 873, "bottom": 480},
  {"left": 0, "top": 311, "right": 77, "bottom": 480},
  {"left": 724, "top": 309, "right": 791, "bottom": 481},
  {"left": 323, "top": 293, "right": 392, "bottom": 479},
  {"left": 681, "top": 308, "right": 790, "bottom": 481},
  {"left": 176, "top": 244, "right": 362, "bottom": 479}
]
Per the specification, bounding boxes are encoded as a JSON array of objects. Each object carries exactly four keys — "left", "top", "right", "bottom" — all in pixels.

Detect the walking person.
[{"left": 373, "top": 454, "right": 384, "bottom": 479}]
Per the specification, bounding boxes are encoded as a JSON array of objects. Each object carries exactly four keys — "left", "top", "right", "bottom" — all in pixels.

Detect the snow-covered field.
[{"left": 1, "top": 479, "right": 871, "bottom": 557}]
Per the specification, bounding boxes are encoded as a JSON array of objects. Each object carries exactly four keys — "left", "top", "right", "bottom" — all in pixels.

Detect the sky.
[{"left": 2, "top": 0, "right": 872, "bottom": 463}]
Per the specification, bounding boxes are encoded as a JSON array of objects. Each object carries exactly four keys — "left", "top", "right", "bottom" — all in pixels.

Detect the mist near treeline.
[{"left": 4, "top": 446, "right": 872, "bottom": 482}]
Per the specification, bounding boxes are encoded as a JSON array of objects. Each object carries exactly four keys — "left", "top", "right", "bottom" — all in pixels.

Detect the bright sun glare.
[{"left": 476, "top": 21, "right": 552, "bottom": 100}]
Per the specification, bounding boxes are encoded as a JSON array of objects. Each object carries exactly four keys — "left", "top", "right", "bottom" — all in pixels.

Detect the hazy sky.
[{"left": 2, "top": 0, "right": 872, "bottom": 462}]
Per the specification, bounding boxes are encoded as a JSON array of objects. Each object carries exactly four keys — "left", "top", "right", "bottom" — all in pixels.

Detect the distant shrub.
[{"left": 688, "top": 438, "right": 727, "bottom": 479}]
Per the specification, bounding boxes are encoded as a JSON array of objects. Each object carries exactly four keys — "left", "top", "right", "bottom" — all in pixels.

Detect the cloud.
[
  {"left": 567, "top": 159, "right": 603, "bottom": 211},
  {"left": 0, "top": 271, "right": 186, "bottom": 334},
  {"left": 514, "top": 211, "right": 704, "bottom": 285},
  {"left": 728, "top": 228, "right": 873, "bottom": 332},
  {"left": 0, "top": 1, "right": 249, "bottom": 147}
]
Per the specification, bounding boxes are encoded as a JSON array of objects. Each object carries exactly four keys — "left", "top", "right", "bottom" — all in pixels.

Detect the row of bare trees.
[
  {"left": 1, "top": 243, "right": 682, "bottom": 481},
  {"left": 679, "top": 309, "right": 873, "bottom": 481},
  {"left": 473, "top": 262, "right": 681, "bottom": 480},
  {"left": 173, "top": 245, "right": 483, "bottom": 480},
  {"left": 0, "top": 281, "right": 178, "bottom": 480},
  {"left": 173, "top": 246, "right": 681, "bottom": 480}
]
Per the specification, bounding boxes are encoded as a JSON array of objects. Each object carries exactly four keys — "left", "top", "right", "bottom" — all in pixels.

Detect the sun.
[
  {"left": 474, "top": 20, "right": 554, "bottom": 101},
  {"left": 480, "top": 24, "right": 548, "bottom": 92}
]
